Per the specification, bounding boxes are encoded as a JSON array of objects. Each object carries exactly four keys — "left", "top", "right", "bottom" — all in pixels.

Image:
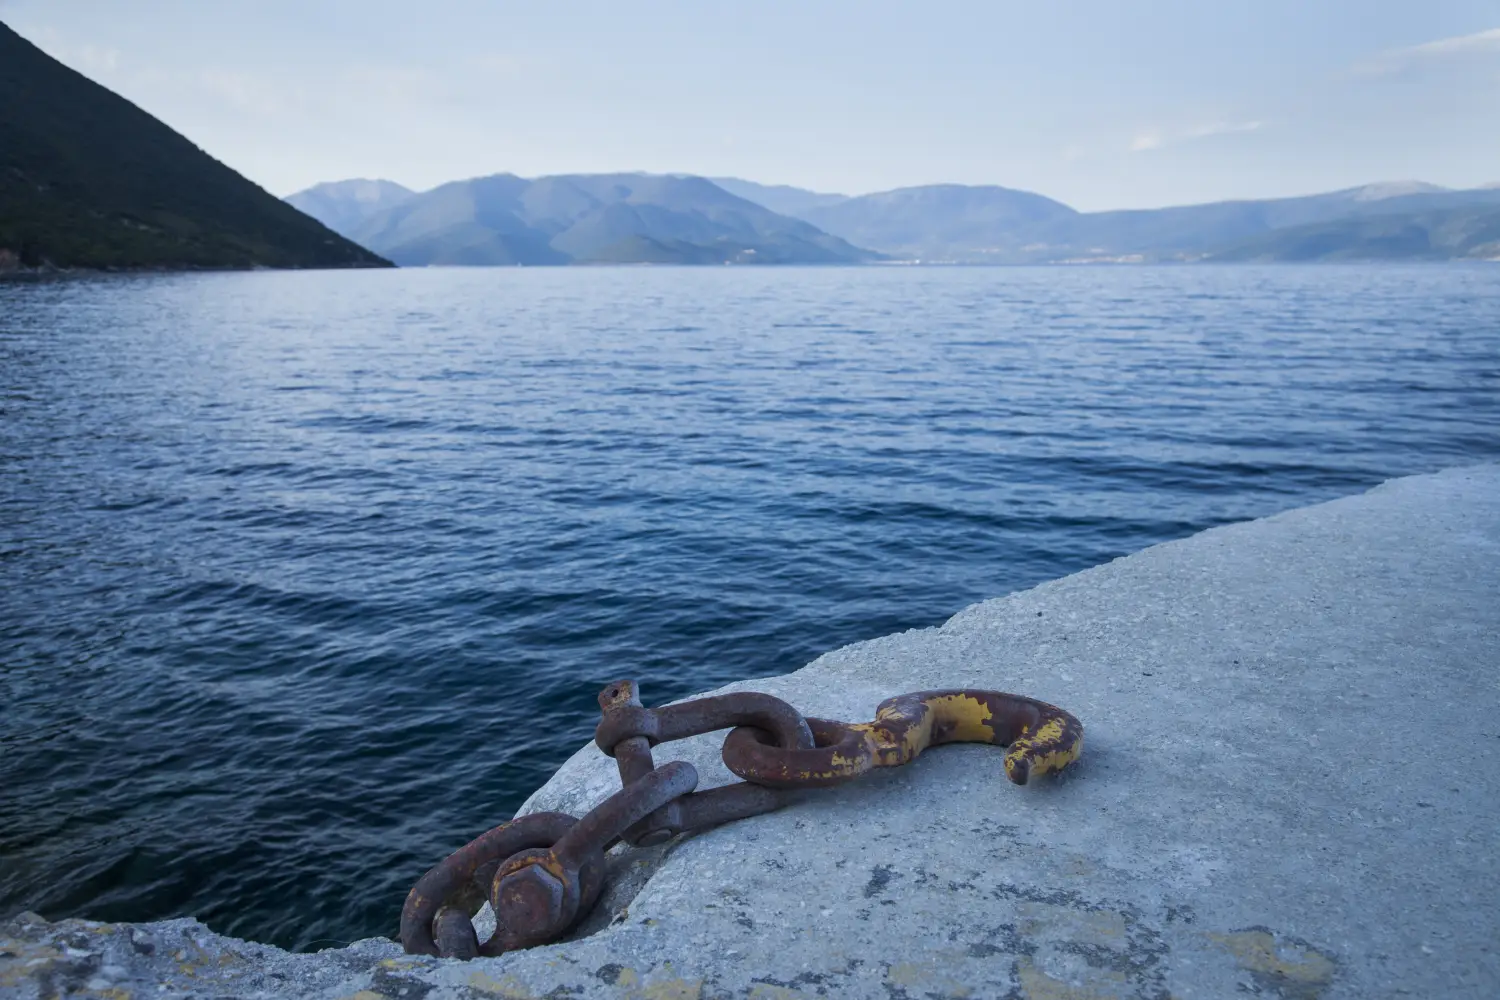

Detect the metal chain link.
[{"left": 400, "top": 679, "right": 1084, "bottom": 958}]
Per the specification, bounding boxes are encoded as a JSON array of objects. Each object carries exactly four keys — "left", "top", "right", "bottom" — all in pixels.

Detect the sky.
[{"left": 3, "top": 0, "right": 1498, "bottom": 210}]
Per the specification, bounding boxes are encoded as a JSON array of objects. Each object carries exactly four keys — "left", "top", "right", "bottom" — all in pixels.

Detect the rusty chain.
[{"left": 400, "top": 679, "right": 1084, "bottom": 959}]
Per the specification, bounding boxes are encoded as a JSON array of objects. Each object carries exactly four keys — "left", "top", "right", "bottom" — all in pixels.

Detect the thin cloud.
[
  {"left": 1129, "top": 120, "right": 1262, "bottom": 154},
  {"left": 196, "top": 69, "right": 287, "bottom": 117},
  {"left": 468, "top": 54, "right": 530, "bottom": 78},
  {"left": 1350, "top": 27, "right": 1500, "bottom": 77}
]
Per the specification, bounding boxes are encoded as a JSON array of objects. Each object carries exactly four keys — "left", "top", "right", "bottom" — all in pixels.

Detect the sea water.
[{"left": 2, "top": 264, "right": 1496, "bottom": 948}]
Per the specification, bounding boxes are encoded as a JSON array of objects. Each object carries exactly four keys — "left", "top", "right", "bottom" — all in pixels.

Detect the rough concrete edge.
[{"left": 497, "top": 459, "right": 1499, "bottom": 928}]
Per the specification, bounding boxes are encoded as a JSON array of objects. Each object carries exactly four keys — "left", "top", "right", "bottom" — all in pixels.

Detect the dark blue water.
[{"left": 2, "top": 264, "right": 1497, "bottom": 950}]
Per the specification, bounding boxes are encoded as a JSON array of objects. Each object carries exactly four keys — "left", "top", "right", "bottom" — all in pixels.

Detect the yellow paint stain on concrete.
[
  {"left": 1207, "top": 930, "right": 1336, "bottom": 987},
  {"left": 886, "top": 963, "right": 925, "bottom": 986},
  {"left": 465, "top": 969, "right": 536, "bottom": 998},
  {"left": 887, "top": 960, "right": 971, "bottom": 998},
  {"left": 0, "top": 941, "right": 64, "bottom": 989},
  {"left": 81, "top": 987, "right": 132, "bottom": 1000},
  {"left": 172, "top": 938, "right": 223, "bottom": 979},
  {"left": 615, "top": 962, "right": 701, "bottom": 1000},
  {"left": 1016, "top": 956, "right": 1127, "bottom": 1000},
  {"left": 377, "top": 957, "right": 426, "bottom": 971},
  {"left": 639, "top": 977, "right": 702, "bottom": 1000},
  {"left": 0, "top": 939, "right": 132, "bottom": 1000},
  {"left": 1016, "top": 902, "right": 1128, "bottom": 946},
  {"left": 601, "top": 965, "right": 701, "bottom": 999},
  {"left": 747, "top": 984, "right": 808, "bottom": 1000}
]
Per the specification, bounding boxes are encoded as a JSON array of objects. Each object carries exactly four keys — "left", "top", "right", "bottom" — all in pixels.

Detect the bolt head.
[{"left": 495, "top": 863, "right": 567, "bottom": 931}]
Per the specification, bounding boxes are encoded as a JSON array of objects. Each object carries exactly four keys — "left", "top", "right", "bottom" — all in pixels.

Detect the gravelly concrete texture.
[{"left": 4, "top": 463, "right": 1497, "bottom": 999}]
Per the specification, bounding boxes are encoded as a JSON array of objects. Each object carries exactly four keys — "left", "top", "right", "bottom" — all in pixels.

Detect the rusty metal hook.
[{"left": 720, "top": 689, "right": 1084, "bottom": 787}]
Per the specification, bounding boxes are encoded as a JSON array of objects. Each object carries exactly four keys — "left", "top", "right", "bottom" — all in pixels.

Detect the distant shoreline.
[{"left": 5, "top": 258, "right": 1496, "bottom": 280}]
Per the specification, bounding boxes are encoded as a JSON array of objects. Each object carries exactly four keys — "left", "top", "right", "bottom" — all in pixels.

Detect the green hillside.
[{"left": 0, "top": 21, "right": 389, "bottom": 271}]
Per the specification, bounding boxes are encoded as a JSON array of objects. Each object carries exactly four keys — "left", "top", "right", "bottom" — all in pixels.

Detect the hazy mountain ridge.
[
  {"left": 780, "top": 181, "right": 1500, "bottom": 262},
  {"left": 1026, "top": 184, "right": 1500, "bottom": 262},
  {"left": 1207, "top": 205, "right": 1500, "bottom": 262},
  {"left": 0, "top": 21, "right": 389, "bottom": 271},
  {"left": 731, "top": 179, "right": 1500, "bottom": 263},
  {"left": 797, "top": 184, "right": 1078, "bottom": 260},
  {"left": 323, "top": 172, "right": 877, "bottom": 266},
  {"left": 284, "top": 179, "right": 414, "bottom": 239},
  {"left": 705, "top": 177, "right": 850, "bottom": 217},
  {"left": 288, "top": 172, "right": 1500, "bottom": 266}
]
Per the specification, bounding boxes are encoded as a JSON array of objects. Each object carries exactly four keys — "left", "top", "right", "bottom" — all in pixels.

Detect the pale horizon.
[{"left": 283, "top": 172, "right": 1497, "bottom": 211}]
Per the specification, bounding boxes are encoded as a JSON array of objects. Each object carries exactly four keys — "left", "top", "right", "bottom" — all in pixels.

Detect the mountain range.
[
  {"left": 705, "top": 178, "right": 850, "bottom": 218},
  {"left": 284, "top": 179, "right": 416, "bottom": 241},
  {"left": 287, "top": 173, "right": 875, "bottom": 266},
  {"left": 292, "top": 174, "right": 1500, "bottom": 265},
  {"left": 1207, "top": 203, "right": 1500, "bottom": 262},
  {"left": 0, "top": 20, "right": 387, "bottom": 271},
  {"left": 755, "top": 179, "right": 1500, "bottom": 262}
]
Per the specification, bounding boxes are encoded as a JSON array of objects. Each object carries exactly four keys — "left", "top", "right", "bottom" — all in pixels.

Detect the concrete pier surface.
[{"left": 4, "top": 463, "right": 1498, "bottom": 999}]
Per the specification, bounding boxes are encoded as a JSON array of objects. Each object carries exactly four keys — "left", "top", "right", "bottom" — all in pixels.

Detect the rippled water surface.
[{"left": 2, "top": 265, "right": 1497, "bottom": 949}]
